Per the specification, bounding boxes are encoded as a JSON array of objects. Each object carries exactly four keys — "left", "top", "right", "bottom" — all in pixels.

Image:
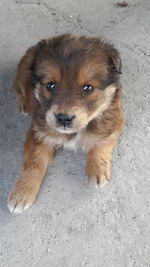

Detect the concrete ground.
[{"left": 0, "top": 0, "right": 150, "bottom": 266}]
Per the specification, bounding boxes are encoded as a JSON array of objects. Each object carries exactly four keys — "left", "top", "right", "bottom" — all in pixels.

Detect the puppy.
[{"left": 8, "top": 34, "right": 123, "bottom": 214}]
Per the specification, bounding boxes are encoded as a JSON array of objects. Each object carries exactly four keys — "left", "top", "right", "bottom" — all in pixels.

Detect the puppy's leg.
[
  {"left": 8, "top": 129, "right": 55, "bottom": 214},
  {"left": 86, "top": 132, "right": 119, "bottom": 186}
]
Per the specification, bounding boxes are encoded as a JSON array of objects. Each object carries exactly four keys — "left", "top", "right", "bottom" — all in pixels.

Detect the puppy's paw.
[
  {"left": 8, "top": 181, "right": 38, "bottom": 214},
  {"left": 86, "top": 162, "right": 110, "bottom": 187}
]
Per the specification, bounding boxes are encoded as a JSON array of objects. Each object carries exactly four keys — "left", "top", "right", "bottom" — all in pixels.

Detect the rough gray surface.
[{"left": 0, "top": 0, "right": 150, "bottom": 266}]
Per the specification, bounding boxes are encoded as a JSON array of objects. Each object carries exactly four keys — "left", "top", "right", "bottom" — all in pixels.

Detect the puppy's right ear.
[
  {"left": 30, "top": 39, "right": 48, "bottom": 75},
  {"left": 13, "top": 46, "right": 35, "bottom": 114},
  {"left": 36, "top": 39, "right": 47, "bottom": 50}
]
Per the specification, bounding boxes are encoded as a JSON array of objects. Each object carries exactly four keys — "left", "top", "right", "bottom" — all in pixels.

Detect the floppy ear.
[
  {"left": 30, "top": 39, "right": 48, "bottom": 80},
  {"left": 31, "top": 39, "right": 48, "bottom": 64},
  {"left": 100, "top": 45, "right": 122, "bottom": 90},
  {"left": 108, "top": 47, "right": 122, "bottom": 74},
  {"left": 13, "top": 46, "right": 35, "bottom": 114},
  {"left": 36, "top": 39, "right": 47, "bottom": 50}
]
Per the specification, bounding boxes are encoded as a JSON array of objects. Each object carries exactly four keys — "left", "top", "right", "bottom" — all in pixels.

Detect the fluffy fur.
[{"left": 8, "top": 34, "right": 123, "bottom": 213}]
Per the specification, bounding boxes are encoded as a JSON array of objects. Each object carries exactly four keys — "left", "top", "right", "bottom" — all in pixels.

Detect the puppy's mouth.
[
  {"left": 56, "top": 126, "right": 77, "bottom": 134},
  {"left": 46, "top": 107, "right": 89, "bottom": 134}
]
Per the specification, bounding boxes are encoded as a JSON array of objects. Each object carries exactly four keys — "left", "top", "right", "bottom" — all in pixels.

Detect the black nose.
[{"left": 55, "top": 113, "right": 75, "bottom": 127}]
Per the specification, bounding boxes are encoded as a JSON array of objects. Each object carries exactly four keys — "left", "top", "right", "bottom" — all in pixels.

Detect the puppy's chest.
[
  {"left": 43, "top": 131, "right": 83, "bottom": 150},
  {"left": 43, "top": 131, "right": 99, "bottom": 151},
  {"left": 63, "top": 133, "right": 83, "bottom": 150}
]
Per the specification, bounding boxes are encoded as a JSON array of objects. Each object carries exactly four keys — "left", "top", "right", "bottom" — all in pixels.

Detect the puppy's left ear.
[{"left": 108, "top": 47, "right": 122, "bottom": 74}]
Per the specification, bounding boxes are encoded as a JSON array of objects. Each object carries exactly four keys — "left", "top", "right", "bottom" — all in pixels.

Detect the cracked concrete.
[{"left": 0, "top": 0, "right": 150, "bottom": 266}]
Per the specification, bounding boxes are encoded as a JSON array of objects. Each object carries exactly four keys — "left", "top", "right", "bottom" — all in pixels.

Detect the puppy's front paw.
[
  {"left": 86, "top": 161, "right": 110, "bottom": 187},
  {"left": 8, "top": 181, "right": 38, "bottom": 214}
]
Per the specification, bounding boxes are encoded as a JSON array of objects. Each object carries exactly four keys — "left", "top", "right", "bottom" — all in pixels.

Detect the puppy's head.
[{"left": 30, "top": 34, "right": 121, "bottom": 134}]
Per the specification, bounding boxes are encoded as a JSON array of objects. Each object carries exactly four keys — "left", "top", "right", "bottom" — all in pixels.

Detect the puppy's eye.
[
  {"left": 82, "top": 84, "right": 94, "bottom": 94},
  {"left": 46, "top": 81, "right": 56, "bottom": 92}
]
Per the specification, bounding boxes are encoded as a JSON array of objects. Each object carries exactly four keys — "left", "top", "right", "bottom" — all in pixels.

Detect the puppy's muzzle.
[{"left": 55, "top": 113, "right": 75, "bottom": 127}]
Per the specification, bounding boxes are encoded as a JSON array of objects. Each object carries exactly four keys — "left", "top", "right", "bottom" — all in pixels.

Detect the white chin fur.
[{"left": 56, "top": 128, "right": 77, "bottom": 134}]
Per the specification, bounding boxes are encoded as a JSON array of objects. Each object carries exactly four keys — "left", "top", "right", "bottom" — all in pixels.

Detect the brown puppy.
[{"left": 8, "top": 34, "right": 123, "bottom": 213}]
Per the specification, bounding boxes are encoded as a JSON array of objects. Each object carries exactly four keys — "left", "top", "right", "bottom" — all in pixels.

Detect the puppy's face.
[{"left": 31, "top": 35, "right": 121, "bottom": 134}]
